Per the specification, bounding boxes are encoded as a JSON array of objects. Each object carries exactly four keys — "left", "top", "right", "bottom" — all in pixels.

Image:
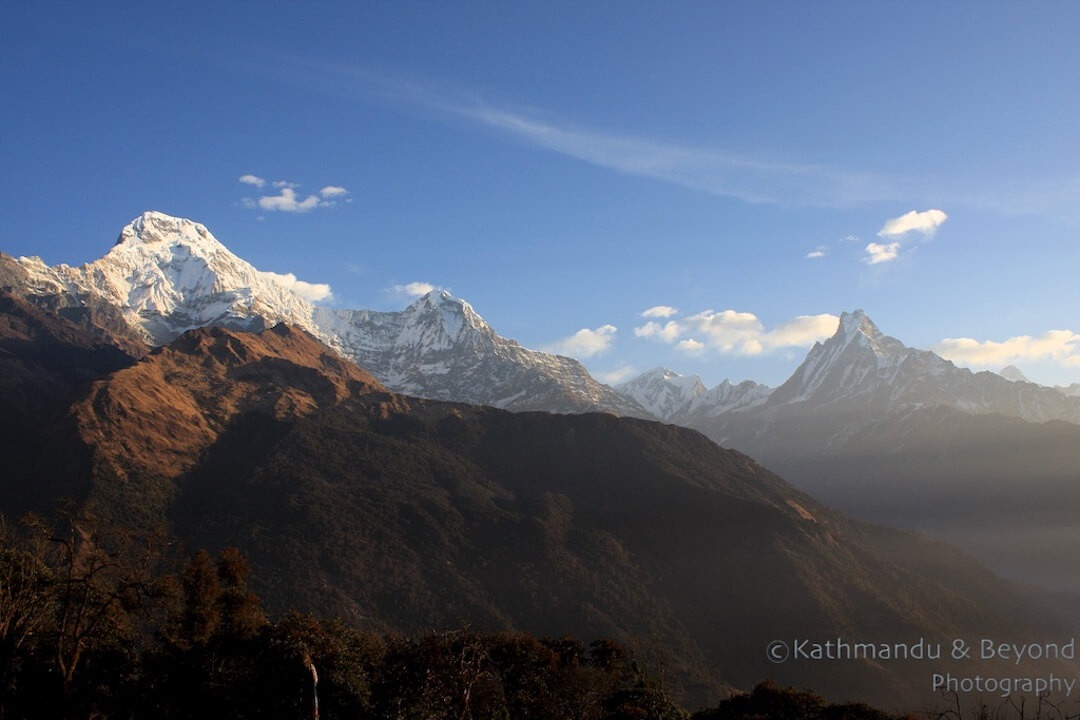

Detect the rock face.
[{"left": 2, "top": 211, "right": 649, "bottom": 417}]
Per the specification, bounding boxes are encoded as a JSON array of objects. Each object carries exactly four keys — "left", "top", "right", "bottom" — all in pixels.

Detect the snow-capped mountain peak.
[
  {"left": 56, "top": 212, "right": 322, "bottom": 344},
  {"left": 3, "top": 212, "right": 649, "bottom": 418},
  {"left": 760, "top": 309, "right": 1080, "bottom": 424},
  {"left": 617, "top": 367, "right": 770, "bottom": 423},
  {"left": 617, "top": 367, "right": 706, "bottom": 420},
  {"left": 115, "top": 211, "right": 223, "bottom": 251},
  {"left": 835, "top": 309, "right": 904, "bottom": 358},
  {"left": 403, "top": 290, "right": 492, "bottom": 344},
  {"left": 690, "top": 379, "right": 773, "bottom": 417},
  {"left": 643, "top": 367, "right": 707, "bottom": 395},
  {"left": 769, "top": 309, "right": 933, "bottom": 407},
  {"left": 838, "top": 308, "right": 872, "bottom": 337}
]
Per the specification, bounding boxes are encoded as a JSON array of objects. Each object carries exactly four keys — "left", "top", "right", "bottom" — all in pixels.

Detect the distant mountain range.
[
  {"left": 619, "top": 310, "right": 1080, "bottom": 427},
  {"left": 2, "top": 293, "right": 1076, "bottom": 708},
  {"left": 616, "top": 312, "right": 1080, "bottom": 592},
  {"left": 0, "top": 211, "right": 646, "bottom": 417},
  {"left": 615, "top": 367, "right": 771, "bottom": 426}
]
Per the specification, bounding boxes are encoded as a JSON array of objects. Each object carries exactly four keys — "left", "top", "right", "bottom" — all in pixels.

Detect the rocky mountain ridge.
[{"left": 1, "top": 211, "right": 648, "bottom": 417}]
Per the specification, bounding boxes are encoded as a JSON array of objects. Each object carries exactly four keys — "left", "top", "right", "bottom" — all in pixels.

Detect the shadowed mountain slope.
[
  {"left": 0, "top": 319, "right": 1059, "bottom": 708},
  {"left": 0, "top": 291, "right": 143, "bottom": 511}
]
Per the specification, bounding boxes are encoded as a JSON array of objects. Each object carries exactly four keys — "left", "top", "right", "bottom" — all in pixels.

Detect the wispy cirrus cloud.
[
  {"left": 444, "top": 102, "right": 903, "bottom": 208},
  {"left": 237, "top": 62, "right": 1079, "bottom": 222},
  {"left": 287, "top": 68, "right": 904, "bottom": 208},
  {"left": 422, "top": 92, "right": 1074, "bottom": 220}
]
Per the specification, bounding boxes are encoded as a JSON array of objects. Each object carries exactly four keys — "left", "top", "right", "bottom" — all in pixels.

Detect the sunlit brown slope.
[{"left": 74, "top": 323, "right": 390, "bottom": 483}]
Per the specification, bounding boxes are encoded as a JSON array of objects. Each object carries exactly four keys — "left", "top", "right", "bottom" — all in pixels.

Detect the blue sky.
[{"left": 2, "top": 2, "right": 1078, "bottom": 387}]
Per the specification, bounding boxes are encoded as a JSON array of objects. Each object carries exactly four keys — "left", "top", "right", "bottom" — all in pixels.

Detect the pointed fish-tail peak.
[
  {"left": 751, "top": 309, "right": 1080, "bottom": 425},
  {"left": 771, "top": 309, "right": 939, "bottom": 407},
  {"left": 830, "top": 309, "right": 905, "bottom": 358}
]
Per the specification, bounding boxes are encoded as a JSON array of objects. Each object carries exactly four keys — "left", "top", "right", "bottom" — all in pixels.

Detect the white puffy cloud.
[
  {"left": 594, "top": 365, "right": 637, "bottom": 385},
  {"left": 392, "top": 281, "right": 438, "bottom": 298},
  {"left": 935, "top": 330, "right": 1080, "bottom": 368},
  {"left": 543, "top": 325, "right": 617, "bottom": 359},
  {"left": 239, "top": 177, "right": 345, "bottom": 214},
  {"left": 806, "top": 246, "right": 826, "bottom": 259},
  {"left": 634, "top": 320, "right": 682, "bottom": 343},
  {"left": 683, "top": 310, "right": 763, "bottom": 354},
  {"left": 864, "top": 241, "right": 901, "bottom": 265},
  {"left": 641, "top": 305, "right": 678, "bottom": 318},
  {"left": 877, "top": 208, "right": 948, "bottom": 239},
  {"left": 259, "top": 187, "right": 322, "bottom": 213},
  {"left": 262, "top": 271, "right": 333, "bottom": 302},
  {"left": 675, "top": 338, "right": 705, "bottom": 354},
  {"left": 633, "top": 307, "right": 837, "bottom": 356},
  {"left": 762, "top": 314, "right": 840, "bottom": 349}
]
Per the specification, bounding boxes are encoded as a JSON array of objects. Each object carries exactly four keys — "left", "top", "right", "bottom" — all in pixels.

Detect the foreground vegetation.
[{"left": 0, "top": 508, "right": 904, "bottom": 719}]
